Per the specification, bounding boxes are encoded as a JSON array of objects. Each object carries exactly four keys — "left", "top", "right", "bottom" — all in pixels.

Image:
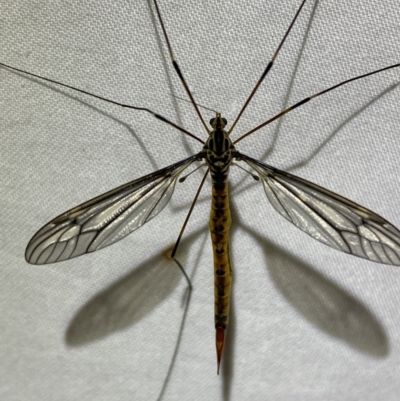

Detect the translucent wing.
[
  {"left": 240, "top": 153, "right": 400, "bottom": 265},
  {"left": 26, "top": 155, "right": 198, "bottom": 265}
]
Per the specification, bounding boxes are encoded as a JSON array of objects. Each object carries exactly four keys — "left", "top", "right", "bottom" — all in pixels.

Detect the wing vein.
[
  {"left": 239, "top": 152, "right": 400, "bottom": 266},
  {"left": 26, "top": 155, "right": 198, "bottom": 264}
]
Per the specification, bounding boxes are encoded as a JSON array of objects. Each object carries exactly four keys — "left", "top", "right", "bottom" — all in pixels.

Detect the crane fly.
[{"left": 2, "top": 0, "right": 400, "bottom": 373}]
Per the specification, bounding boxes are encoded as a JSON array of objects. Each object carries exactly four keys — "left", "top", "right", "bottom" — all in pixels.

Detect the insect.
[{"left": 3, "top": 0, "right": 400, "bottom": 374}]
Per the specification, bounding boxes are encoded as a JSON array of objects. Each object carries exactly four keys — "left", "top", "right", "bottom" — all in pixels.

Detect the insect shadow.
[
  {"left": 230, "top": 200, "right": 389, "bottom": 358},
  {"left": 65, "top": 228, "right": 205, "bottom": 346},
  {"left": 65, "top": 228, "right": 207, "bottom": 401}
]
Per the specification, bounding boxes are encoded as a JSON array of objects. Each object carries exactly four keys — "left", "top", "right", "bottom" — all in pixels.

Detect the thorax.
[{"left": 202, "top": 114, "right": 236, "bottom": 182}]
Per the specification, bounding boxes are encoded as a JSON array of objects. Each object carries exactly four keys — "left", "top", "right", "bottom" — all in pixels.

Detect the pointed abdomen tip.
[{"left": 216, "top": 325, "right": 226, "bottom": 375}]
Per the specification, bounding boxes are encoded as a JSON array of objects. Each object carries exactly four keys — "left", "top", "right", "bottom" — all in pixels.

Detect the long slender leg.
[
  {"left": 234, "top": 62, "right": 400, "bottom": 144},
  {"left": 0, "top": 62, "right": 204, "bottom": 144},
  {"left": 152, "top": 0, "right": 210, "bottom": 134},
  {"left": 171, "top": 169, "right": 209, "bottom": 258},
  {"left": 156, "top": 257, "right": 192, "bottom": 400},
  {"left": 228, "top": 0, "right": 308, "bottom": 135}
]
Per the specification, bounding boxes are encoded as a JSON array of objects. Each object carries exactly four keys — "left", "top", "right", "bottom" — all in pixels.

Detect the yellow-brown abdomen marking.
[{"left": 210, "top": 182, "right": 232, "bottom": 329}]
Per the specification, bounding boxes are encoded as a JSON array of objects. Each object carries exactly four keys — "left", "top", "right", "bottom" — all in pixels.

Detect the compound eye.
[
  {"left": 222, "top": 118, "right": 227, "bottom": 125},
  {"left": 210, "top": 118, "right": 215, "bottom": 126}
]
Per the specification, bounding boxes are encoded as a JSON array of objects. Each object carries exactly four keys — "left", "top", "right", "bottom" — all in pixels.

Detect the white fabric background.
[{"left": 1, "top": 1, "right": 400, "bottom": 400}]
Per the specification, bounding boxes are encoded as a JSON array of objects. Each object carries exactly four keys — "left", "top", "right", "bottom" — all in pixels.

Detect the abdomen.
[{"left": 210, "top": 178, "right": 232, "bottom": 369}]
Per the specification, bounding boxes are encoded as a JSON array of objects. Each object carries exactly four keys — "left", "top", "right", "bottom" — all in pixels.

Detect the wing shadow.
[
  {"left": 65, "top": 230, "right": 204, "bottom": 347},
  {"left": 233, "top": 201, "right": 389, "bottom": 357}
]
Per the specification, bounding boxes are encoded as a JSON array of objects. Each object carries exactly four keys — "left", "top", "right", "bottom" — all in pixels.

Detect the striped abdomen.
[{"left": 210, "top": 179, "right": 232, "bottom": 372}]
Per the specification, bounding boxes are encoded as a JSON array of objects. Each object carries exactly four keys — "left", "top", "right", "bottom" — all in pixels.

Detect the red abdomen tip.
[{"left": 216, "top": 325, "right": 226, "bottom": 374}]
